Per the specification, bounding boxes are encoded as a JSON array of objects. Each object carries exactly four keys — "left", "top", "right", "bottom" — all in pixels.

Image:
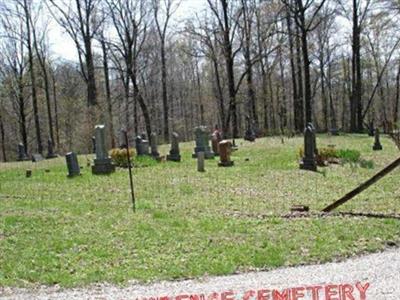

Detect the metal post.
[{"left": 122, "top": 129, "right": 136, "bottom": 212}]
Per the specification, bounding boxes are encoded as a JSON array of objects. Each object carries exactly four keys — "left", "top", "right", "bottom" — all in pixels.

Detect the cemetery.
[
  {"left": 1, "top": 131, "right": 399, "bottom": 287},
  {"left": 0, "top": 0, "right": 400, "bottom": 296}
]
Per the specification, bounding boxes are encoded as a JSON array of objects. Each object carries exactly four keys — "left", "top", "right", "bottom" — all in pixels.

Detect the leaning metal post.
[{"left": 122, "top": 129, "right": 136, "bottom": 212}]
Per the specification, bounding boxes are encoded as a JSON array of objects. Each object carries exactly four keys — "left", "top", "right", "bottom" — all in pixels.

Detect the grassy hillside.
[{"left": 0, "top": 134, "right": 399, "bottom": 287}]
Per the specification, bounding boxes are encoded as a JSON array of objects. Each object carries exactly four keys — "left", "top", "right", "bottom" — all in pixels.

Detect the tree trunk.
[
  {"left": 351, "top": 0, "right": 362, "bottom": 132},
  {"left": 295, "top": 24, "right": 304, "bottom": 130},
  {"left": 160, "top": 40, "right": 169, "bottom": 142},
  {"left": 286, "top": 6, "right": 299, "bottom": 132},
  {"left": 51, "top": 71, "right": 60, "bottom": 147},
  {"left": 279, "top": 45, "right": 288, "bottom": 133},
  {"left": 394, "top": 59, "right": 400, "bottom": 126},
  {"left": 18, "top": 78, "right": 28, "bottom": 154},
  {"left": 84, "top": 36, "right": 97, "bottom": 106},
  {"left": 101, "top": 39, "right": 115, "bottom": 148},
  {"left": 24, "top": 0, "right": 43, "bottom": 154},
  {"left": 298, "top": 7, "right": 312, "bottom": 124},
  {"left": 0, "top": 109, "right": 6, "bottom": 162},
  {"left": 221, "top": 0, "right": 238, "bottom": 138},
  {"left": 319, "top": 48, "right": 328, "bottom": 131}
]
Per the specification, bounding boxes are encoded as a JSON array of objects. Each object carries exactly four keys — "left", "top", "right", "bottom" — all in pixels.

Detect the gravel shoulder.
[{"left": 1, "top": 247, "right": 399, "bottom": 300}]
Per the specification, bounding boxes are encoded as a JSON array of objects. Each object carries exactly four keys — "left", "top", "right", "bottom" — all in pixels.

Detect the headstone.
[
  {"left": 197, "top": 151, "right": 205, "bottom": 172},
  {"left": 330, "top": 128, "right": 339, "bottom": 136},
  {"left": 232, "top": 138, "right": 238, "bottom": 151},
  {"left": 373, "top": 128, "right": 383, "bottom": 151},
  {"left": 135, "top": 134, "right": 150, "bottom": 156},
  {"left": 307, "top": 122, "right": 318, "bottom": 155},
  {"left": 91, "top": 125, "right": 116, "bottom": 174},
  {"left": 244, "top": 116, "right": 256, "bottom": 142},
  {"left": 17, "top": 143, "right": 29, "bottom": 161},
  {"left": 150, "top": 132, "right": 160, "bottom": 158},
  {"left": 66, "top": 152, "right": 81, "bottom": 177},
  {"left": 300, "top": 124, "right": 317, "bottom": 171},
  {"left": 218, "top": 140, "right": 234, "bottom": 167},
  {"left": 92, "top": 136, "right": 96, "bottom": 154},
  {"left": 192, "top": 126, "right": 214, "bottom": 159},
  {"left": 46, "top": 139, "right": 57, "bottom": 159},
  {"left": 167, "top": 132, "right": 181, "bottom": 162},
  {"left": 32, "top": 154, "right": 44, "bottom": 162},
  {"left": 368, "top": 121, "right": 375, "bottom": 136},
  {"left": 211, "top": 128, "right": 222, "bottom": 156}
]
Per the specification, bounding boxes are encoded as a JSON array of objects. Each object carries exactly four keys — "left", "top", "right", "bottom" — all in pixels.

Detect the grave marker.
[
  {"left": 150, "top": 132, "right": 160, "bottom": 158},
  {"left": 92, "top": 125, "right": 115, "bottom": 174},
  {"left": 197, "top": 152, "right": 205, "bottom": 172},
  {"left": 300, "top": 124, "right": 317, "bottom": 171},
  {"left": 17, "top": 143, "right": 29, "bottom": 161},
  {"left": 66, "top": 152, "right": 81, "bottom": 177},
  {"left": 244, "top": 116, "right": 256, "bottom": 142},
  {"left": 167, "top": 132, "right": 181, "bottom": 162},
  {"left": 373, "top": 128, "right": 383, "bottom": 151},
  {"left": 32, "top": 154, "right": 44, "bottom": 162},
  {"left": 211, "top": 128, "right": 222, "bottom": 156},
  {"left": 135, "top": 134, "right": 150, "bottom": 156},
  {"left": 192, "top": 126, "right": 214, "bottom": 159},
  {"left": 46, "top": 139, "right": 57, "bottom": 159},
  {"left": 218, "top": 140, "right": 234, "bottom": 167}
]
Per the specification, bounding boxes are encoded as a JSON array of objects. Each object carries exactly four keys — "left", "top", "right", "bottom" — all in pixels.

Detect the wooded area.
[{"left": 0, "top": 0, "right": 399, "bottom": 161}]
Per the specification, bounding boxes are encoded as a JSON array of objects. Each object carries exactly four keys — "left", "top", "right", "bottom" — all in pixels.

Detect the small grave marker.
[
  {"left": 32, "top": 154, "right": 44, "bottom": 162},
  {"left": 373, "top": 128, "right": 383, "bottom": 151},
  {"left": 46, "top": 139, "right": 57, "bottom": 159},
  {"left": 150, "top": 132, "right": 160, "bottom": 159},
  {"left": 167, "top": 132, "right": 181, "bottom": 162},
  {"left": 197, "top": 152, "right": 205, "bottom": 172},
  {"left": 17, "top": 143, "right": 29, "bottom": 161},
  {"left": 218, "top": 140, "right": 234, "bottom": 167},
  {"left": 66, "top": 152, "right": 81, "bottom": 177}
]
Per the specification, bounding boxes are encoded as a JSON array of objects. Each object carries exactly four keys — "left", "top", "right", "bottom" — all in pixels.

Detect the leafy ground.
[{"left": 0, "top": 134, "right": 399, "bottom": 287}]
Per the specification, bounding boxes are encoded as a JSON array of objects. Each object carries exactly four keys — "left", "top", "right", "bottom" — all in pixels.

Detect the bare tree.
[
  {"left": 106, "top": 0, "right": 152, "bottom": 140},
  {"left": 48, "top": 0, "right": 103, "bottom": 107},
  {"left": 282, "top": 0, "right": 327, "bottom": 126},
  {"left": 153, "top": 0, "right": 179, "bottom": 142}
]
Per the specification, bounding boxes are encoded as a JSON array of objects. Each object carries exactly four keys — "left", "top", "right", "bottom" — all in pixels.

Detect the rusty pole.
[{"left": 322, "top": 157, "right": 400, "bottom": 212}]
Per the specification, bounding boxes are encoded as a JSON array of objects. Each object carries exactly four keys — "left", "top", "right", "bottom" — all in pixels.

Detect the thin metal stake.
[{"left": 123, "top": 129, "right": 136, "bottom": 212}]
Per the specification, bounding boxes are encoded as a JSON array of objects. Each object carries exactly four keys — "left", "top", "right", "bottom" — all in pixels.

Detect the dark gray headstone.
[
  {"left": 368, "top": 121, "right": 375, "bottom": 137},
  {"left": 46, "top": 139, "right": 57, "bottom": 159},
  {"left": 92, "top": 136, "right": 96, "bottom": 154},
  {"left": 32, "top": 153, "right": 44, "bottom": 162},
  {"left": 135, "top": 135, "right": 150, "bottom": 156},
  {"left": 167, "top": 132, "right": 181, "bottom": 162},
  {"left": 307, "top": 122, "right": 318, "bottom": 155},
  {"left": 244, "top": 116, "right": 256, "bottom": 142},
  {"left": 17, "top": 143, "right": 29, "bottom": 161},
  {"left": 373, "top": 128, "right": 383, "bottom": 151},
  {"left": 300, "top": 124, "right": 317, "bottom": 171},
  {"left": 330, "top": 128, "right": 339, "bottom": 136},
  {"left": 192, "top": 126, "right": 214, "bottom": 159},
  {"left": 91, "top": 125, "right": 115, "bottom": 175},
  {"left": 66, "top": 152, "right": 80, "bottom": 177},
  {"left": 150, "top": 132, "right": 160, "bottom": 158}
]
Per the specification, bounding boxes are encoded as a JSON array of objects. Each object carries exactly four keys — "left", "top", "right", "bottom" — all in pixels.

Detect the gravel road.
[{"left": 1, "top": 247, "right": 399, "bottom": 300}]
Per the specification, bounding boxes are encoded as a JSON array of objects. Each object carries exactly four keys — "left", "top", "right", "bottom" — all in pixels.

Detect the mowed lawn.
[{"left": 0, "top": 134, "right": 399, "bottom": 287}]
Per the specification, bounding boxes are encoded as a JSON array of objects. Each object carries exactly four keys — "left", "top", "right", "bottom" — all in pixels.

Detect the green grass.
[{"left": 0, "top": 134, "right": 399, "bottom": 287}]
